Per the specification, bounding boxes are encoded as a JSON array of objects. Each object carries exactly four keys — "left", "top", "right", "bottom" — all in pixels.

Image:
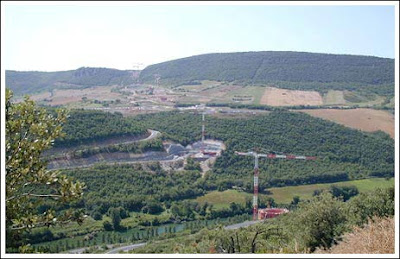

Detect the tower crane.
[
  {"left": 235, "top": 150, "right": 317, "bottom": 221},
  {"left": 201, "top": 112, "right": 205, "bottom": 153}
]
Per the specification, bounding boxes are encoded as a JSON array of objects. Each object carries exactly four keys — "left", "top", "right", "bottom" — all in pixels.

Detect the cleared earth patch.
[
  {"left": 298, "top": 108, "right": 394, "bottom": 138},
  {"left": 260, "top": 87, "right": 323, "bottom": 106}
]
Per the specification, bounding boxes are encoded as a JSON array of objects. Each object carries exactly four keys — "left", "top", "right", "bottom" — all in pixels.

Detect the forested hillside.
[
  {"left": 6, "top": 67, "right": 137, "bottom": 96},
  {"left": 139, "top": 51, "right": 394, "bottom": 95},
  {"left": 64, "top": 164, "right": 205, "bottom": 216},
  {"left": 54, "top": 109, "right": 147, "bottom": 147},
  {"left": 132, "top": 111, "right": 394, "bottom": 189}
]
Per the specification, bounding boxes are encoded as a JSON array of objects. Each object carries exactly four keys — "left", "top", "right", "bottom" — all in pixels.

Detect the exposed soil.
[
  {"left": 299, "top": 108, "right": 394, "bottom": 138},
  {"left": 260, "top": 87, "right": 323, "bottom": 106}
]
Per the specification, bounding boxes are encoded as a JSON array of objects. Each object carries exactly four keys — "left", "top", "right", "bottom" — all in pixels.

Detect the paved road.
[
  {"left": 66, "top": 219, "right": 262, "bottom": 254},
  {"left": 140, "top": 129, "right": 161, "bottom": 142},
  {"left": 106, "top": 242, "right": 147, "bottom": 254},
  {"left": 224, "top": 220, "right": 262, "bottom": 230},
  {"left": 47, "top": 129, "right": 162, "bottom": 170},
  {"left": 68, "top": 247, "right": 88, "bottom": 254}
]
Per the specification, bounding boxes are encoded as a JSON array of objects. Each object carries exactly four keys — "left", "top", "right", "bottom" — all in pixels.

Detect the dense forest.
[
  {"left": 130, "top": 111, "right": 394, "bottom": 189},
  {"left": 139, "top": 51, "right": 394, "bottom": 96},
  {"left": 53, "top": 109, "right": 147, "bottom": 147},
  {"left": 62, "top": 164, "right": 206, "bottom": 216},
  {"left": 5, "top": 67, "right": 137, "bottom": 96}
]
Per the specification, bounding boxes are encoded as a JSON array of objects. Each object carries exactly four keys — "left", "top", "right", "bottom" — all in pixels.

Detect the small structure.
[{"left": 258, "top": 208, "right": 289, "bottom": 220}]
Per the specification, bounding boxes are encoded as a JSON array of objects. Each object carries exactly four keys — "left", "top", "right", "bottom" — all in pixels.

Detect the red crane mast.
[{"left": 235, "top": 150, "right": 316, "bottom": 221}]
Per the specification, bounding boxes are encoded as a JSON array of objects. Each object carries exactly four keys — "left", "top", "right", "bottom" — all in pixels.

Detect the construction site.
[
  {"left": 47, "top": 109, "right": 226, "bottom": 172},
  {"left": 46, "top": 107, "right": 315, "bottom": 222}
]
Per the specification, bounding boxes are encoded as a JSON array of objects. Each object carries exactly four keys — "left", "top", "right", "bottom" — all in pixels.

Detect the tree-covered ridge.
[
  {"left": 139, "top": 51, "right": 394, "bottom": 95},
  {"left": 133, "top": 111, "right": 394, "bottom": 188},
  {"left": 6, "top": 67, "right": 137, "bottom": 96},
  {"left": 54, "top": 109, "right": 147, "bottom": 147}
]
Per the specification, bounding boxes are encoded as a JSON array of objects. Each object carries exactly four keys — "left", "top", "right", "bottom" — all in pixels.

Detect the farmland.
[
  {"left": 194, "top": 177, "right": 394, "bottom": 206},
  {"left": 298, "top": 108, "right": 394, "bottom": 138},
  {"left": 195, "top": 190, "right": 252, "bottom": 209},
  {"left": 260, "top": 87, "right": 323, "bottom": 106},
  {"left": 266, "top": 177, "right": 394, "bottom": 204}
]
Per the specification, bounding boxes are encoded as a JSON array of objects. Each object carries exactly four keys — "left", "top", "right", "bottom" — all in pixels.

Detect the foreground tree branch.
[{"left": 5, "top": 89, "right": 86, "bottom": 251}]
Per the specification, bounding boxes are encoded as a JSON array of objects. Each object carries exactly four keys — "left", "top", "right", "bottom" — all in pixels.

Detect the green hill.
[
  {"left": 139, "top": 51, "right": 394, "bottom": 95},
  {"left": 6, "top": 67, "right": 137, "bottom": 96}
]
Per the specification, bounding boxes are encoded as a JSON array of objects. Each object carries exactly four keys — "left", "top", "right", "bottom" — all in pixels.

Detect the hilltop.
[
  {"left": 6, "top": 67, "right": 138, "bottom": 96},
  {"left": 139, "top": 51, "right": 394, "bottom": 96}
]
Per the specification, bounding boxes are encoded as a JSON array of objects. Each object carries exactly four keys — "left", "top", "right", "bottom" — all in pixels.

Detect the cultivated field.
[
  {"left": 194, "top": 178, "right": 394, "bottom": 206},
  {"left": 298, "top": 108, "right": 394, "bottom": 138},
  {"left": 195, "top": 190, "right": 252, "bottom": 209},
  {"left": 26, "top": 85, "right": 127, "bottom": 106},
  {"left": 49, "top": 86, "right": 125, "bottom": 105},
  {"left": 260, "top": 87, "right": 323, "bottom": 106},
  {"left": 266, "top": 178, "right": 394, "bottom": 204},
  {"left": 323, "top": 90, "right": 347, "bottom": 105}
]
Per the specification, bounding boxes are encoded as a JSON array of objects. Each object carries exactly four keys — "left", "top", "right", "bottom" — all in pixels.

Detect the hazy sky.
[{"left": 3, "top": 3, "right": 396, "bottom": 71}]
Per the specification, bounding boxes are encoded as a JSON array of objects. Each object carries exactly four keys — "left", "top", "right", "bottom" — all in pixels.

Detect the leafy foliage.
[
  {"left": 318, "top": 185, "right": 359, "bottom": 202},
  {"left": 62, "top": 164, "right": 205, "bottom": 216},
  {"left": 5, "top": 89, "right": 85, "bottom": 250}
]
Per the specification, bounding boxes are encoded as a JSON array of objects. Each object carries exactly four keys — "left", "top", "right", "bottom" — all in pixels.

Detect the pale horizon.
[{"left": 3, "top": 3, "right": 396, "bottom": 72}]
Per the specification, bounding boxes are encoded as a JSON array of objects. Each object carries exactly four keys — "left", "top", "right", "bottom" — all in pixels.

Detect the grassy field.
[
  {"left": 323, "top": 90, "right": 346, "bottom": 105},
  {"left": 225, "top": 86, "right": 266, "bottom": 105},
  {"left": 195, "top": 189, "right": 253, "bottom": 209},
  {"left": 266, "top": 177, "right": 394, "bottom": 204},
  {"left": 174, "top": 80, "right": 222, "bottom": 92},
  {"left": 195, "top": 178, "right": 394, "bottom": 207},
  {"left": 298, "top": 108, "right": 394, "bottom": 138}
]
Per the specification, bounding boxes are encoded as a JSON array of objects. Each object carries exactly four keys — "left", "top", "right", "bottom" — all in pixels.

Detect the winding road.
[
  {"left": 47, "top": 129, "right": 162, "bottom": 170},
  {"left": 106, "top": 242, "right": 147, "bottom": 254}
]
